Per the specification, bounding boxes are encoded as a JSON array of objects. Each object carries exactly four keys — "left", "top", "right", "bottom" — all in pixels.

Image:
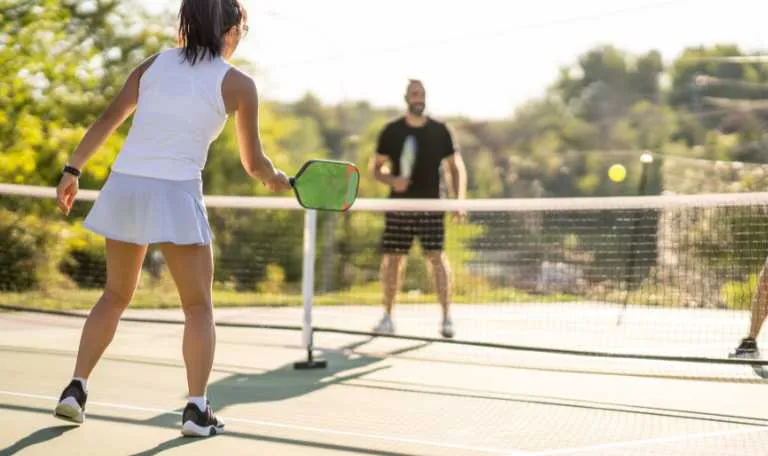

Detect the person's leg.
[
  {"left": 425, "top": 250, "right": 452, "bottom": 321},
  {"left": 381, "top": 253, "right": 408, "bottom": 317},
  {"left": 73, "top": 240, "right": 147, "bottom": 378},
  {"left": 748, "top": 266, "right": 768, "bottom": 339},
  {"left": 55, "top": 239, "right": 147, "bottom": 423},
  {"left": 158, "top": 242, "right": 223, "bottom": 437},
  {"left": 375, "top": 212, "right": 412, "bottom": 333},
  {"left": 158, "top": 243, "right": 215, "bottom": 399},
  {"left": 732, "top": 264, "right": 768, "bottom": 358},
  {"left": 420, "top": 212, "right": 454, "bottom": 338}
]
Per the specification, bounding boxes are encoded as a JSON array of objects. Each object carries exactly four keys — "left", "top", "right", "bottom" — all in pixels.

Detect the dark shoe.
[
  {"left": 730, "top": 337, "right": 759, "bottom": 359},
  {"left": 181, "top": 401, "right": 224, "bottom": 437},
  {"left": 54, "top": 380, "right": 87, "bottom": 424}
]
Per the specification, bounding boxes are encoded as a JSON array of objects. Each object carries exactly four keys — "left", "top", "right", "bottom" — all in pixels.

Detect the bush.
[
  {"left": 257, "top": 263, "right": 286, "bottom": 294},
  {"left": 0, "top": 209, "right": 70, "bottom": 292},
  {"left": 209, "top": 209, "right": 304, "bottom": 291},
  {"left": 721, "top": 274, "right": 758, "bottom": 310},
  {"left": 60, "top": 224, "right": 107, "bottom": 289}
]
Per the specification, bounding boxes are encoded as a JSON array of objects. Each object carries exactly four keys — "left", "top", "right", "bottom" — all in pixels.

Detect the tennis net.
[{"left": 1, "top": 182, "right": 768, "bottom": 368}]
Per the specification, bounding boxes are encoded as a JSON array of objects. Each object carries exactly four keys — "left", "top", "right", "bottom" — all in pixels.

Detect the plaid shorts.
[{"left": 380, "top": 211, "right": 445, "bottom": 254}]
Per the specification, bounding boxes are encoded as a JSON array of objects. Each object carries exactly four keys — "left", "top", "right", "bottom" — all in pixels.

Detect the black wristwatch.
[{"left": 63, "top": 165, "right": 81, "bottom": 177}]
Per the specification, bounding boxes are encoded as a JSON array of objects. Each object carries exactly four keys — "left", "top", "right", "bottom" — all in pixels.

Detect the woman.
[{"left": 52, "top": 0, "right": 290, "bottom": 437}]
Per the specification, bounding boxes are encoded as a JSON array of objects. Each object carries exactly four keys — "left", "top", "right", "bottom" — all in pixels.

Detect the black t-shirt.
[{"left": 376, "top": 117, "right": 457, "bottom": 199}]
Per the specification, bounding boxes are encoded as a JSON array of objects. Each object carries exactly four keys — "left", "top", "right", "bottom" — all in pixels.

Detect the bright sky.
[{"left": 141, "top": 0, "right": 768, "bottom": 120}]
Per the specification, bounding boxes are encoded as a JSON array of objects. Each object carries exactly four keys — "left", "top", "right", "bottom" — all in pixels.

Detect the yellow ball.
[{"left": 608, "top": 164, "right": 626, "bottom": 183}]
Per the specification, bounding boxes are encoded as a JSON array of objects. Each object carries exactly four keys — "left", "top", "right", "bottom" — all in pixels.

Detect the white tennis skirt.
[{"left": 84, "top": 171, "right": 213, "bottom": 246}]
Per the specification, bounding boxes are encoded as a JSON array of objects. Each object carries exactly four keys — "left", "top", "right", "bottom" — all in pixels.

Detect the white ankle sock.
[
  {"left": 188, "top": 396, "right": 207, "bottom": 412},
  {"left": 73, "top": 377, "right": 88, "bottom": 393}
]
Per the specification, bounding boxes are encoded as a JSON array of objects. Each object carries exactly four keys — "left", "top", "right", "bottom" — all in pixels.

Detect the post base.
[{"left": 294, "top": 359, "right": 328, "bottom": 370}]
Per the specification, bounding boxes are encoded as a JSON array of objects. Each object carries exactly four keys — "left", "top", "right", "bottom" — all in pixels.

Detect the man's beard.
[{"left": 408, "top": 103, "right": 425, "bottom": 116}]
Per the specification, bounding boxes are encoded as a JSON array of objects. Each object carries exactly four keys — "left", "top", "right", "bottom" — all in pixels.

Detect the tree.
[{"left": 0, "top": 0, "right": 174, "bottom": 187}]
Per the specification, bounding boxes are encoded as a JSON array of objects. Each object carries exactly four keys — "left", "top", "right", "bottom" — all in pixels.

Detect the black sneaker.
[
  {"left": 730, "top": 337, "right": 760, "bottom": 359},
  {"left": 181, "top": 401, "right": 224, "bottom": 437},
  {"left": 54, "top": 380, "right": 87, "bottom": 424},
  {"left": 440, "top": 319, "right": 455, "bottom": 339}
]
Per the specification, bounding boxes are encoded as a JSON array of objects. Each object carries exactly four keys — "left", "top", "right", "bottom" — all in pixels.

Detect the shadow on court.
[
  {"left": 0, "top": 336, "right": 429, "bottom": 456},
  {"left": 0, "top": 403, "right": 417, "bottom": 456},
  {"left": 4, "top": 334, "right": 768, "bottom": 455},
  {"left": 205, "top": 337, "right": 397, "bottom": 408},
  {"left": 1, "top": 337, "right": 429, "bottom": 456},
  {"left": 0, "top": 424, "right": 78, "bottom": 455},
  {"left": 158, "top": 337, "right": 434, "bottom": 454},
  {"left": 155, "top": 337, "right": 428, "bottom": 417}
]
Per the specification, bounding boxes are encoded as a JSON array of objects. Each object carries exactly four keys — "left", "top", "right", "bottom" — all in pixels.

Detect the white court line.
[
  {"left": 522, "top": 425, "right": 768, "bottom": 455},
  {"left": 0, "top": 390, "right": 527, "bottom": 455}
]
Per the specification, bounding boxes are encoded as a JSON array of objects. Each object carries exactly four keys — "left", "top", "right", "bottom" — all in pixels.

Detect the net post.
[
  {"left": 618, "top": 152, "right": 655, "bottom": 325},
  {"left": 294, "top": 209, "right": 327, "bottom": 370}
]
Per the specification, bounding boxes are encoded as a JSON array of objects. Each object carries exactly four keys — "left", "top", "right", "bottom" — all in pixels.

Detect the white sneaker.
[
  {"left": 373, "top": 315, "right": 394, "bottom": 334},
  {"left": 440, "top": 319, "right": 454, "bottom": 339}
]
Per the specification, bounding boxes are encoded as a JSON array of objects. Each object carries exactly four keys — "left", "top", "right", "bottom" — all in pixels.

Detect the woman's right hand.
[{"left": 265, "top": 170, "right": 292, "bottom": 193}]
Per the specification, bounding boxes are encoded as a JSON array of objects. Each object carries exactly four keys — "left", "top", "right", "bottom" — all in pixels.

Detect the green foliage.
[
  {"left": 721, "top": 274, "right": 758, "bottom": 310},
  {"left": 209, "top": 208, "right": 304, "bottom": 291},
  {"left": 445, "top": 220, "right": 490, "bottom": 296},
  {"left": 669, "top": 45, "right": 768, "bottom": 109},
  {"left": 4, "top": 0, "right": 768, "bottom": 308},
  {"left": 0, "top": 208, "right": 70, "bottom": 292},
  {"left": 257, "top": 263, "right": 287, "bottom": 294},
  {"left": 60, "top": 223, "right": 107, "bottom": 288},
  {"left": 0, "top": 0, "right": 174, "bottom": 188},
  {"left": 692, "top": 206, "right": 768, "bottom": 270}
]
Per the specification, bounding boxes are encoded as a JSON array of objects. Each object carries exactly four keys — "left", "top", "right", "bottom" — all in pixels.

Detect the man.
[
  {"left": 730, "top": 266, "right": 768, "bottom": 359},
  {"left": 370, "top": 79, "right": 467, "bottom": 338}
]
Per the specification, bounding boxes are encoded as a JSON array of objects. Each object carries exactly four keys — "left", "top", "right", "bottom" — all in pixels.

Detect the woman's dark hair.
[{"left": 178, "top": 0, "right": 246, "bottom": 65}]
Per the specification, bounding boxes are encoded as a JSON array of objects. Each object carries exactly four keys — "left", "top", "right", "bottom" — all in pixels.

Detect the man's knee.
[
  {"left": 425, "top": 250, "right": 447, "bottom": 266},
  {"left": 382, "top": 254, "right": 406, "bottom": 268}
]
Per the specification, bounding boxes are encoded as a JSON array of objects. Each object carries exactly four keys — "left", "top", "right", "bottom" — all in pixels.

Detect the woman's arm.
[
  {"left": 225, "top": 68, "right": 290, "bottom": 192},
  {"left": 57, "top": 55, "right": 157, "bottom": 215},
  {"left": 65, "top": 55, "right": 157, "bottom": 171}
]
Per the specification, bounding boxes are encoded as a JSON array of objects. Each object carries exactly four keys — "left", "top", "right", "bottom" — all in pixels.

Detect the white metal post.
[
  {"left": 301, "top": 209, "right": 317, "bottom": 348},
  {"left": 295, "top": 209, "right": 326, "bottom": 369}
]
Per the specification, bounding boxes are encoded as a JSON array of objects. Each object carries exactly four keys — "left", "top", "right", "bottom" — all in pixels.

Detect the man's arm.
[
  {"left": 371, "top": 153, "right": 410, "bottom": 193},
  {"left": 370, "top": 126, "right": 409, "bottom": 193},
  {"left": 371, "top": 126, "right": 394, "bottom": 185},
  {"left": 445, "top": 152, "right": 467, "bottom": 199},
  {"left": 370, "top": 153, "right": 397, "bottom": 187},
  {"left": 443, "top": 124, "right": 467, "bottom": 199}
]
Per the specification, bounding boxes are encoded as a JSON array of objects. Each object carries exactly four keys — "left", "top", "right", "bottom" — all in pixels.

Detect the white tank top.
[{"left": 111, "top": 48, "right": 232, "bottom": 181}]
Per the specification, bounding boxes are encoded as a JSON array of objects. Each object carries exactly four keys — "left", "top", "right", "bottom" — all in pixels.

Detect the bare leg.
[
  {"left": 380, "top": 253, "right": 407, "bottom": 316},
  {"left": 425, "top": 250, "right": 452, "bottom": 321},
  {"left": 72, "top": 239, "right": 147, "bottom": 380},
  {"left": 748, "top": 266, "right": 768, "bottom": 339},
  {"left": 159, "top": 243, "right": 215, "bottom": 397}
]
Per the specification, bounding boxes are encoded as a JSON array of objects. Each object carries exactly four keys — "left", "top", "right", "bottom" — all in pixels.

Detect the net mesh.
[
  {"left": 1, "top": 183, "right": 768, "bottom": 366},
  {"left": 315, "top": 195, "right": 768, "bottom": 362}
]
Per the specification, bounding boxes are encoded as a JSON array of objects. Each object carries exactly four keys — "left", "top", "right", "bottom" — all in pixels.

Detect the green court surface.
[{"left": 1, "top": 307, "right": 768, "bottom": 456}]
